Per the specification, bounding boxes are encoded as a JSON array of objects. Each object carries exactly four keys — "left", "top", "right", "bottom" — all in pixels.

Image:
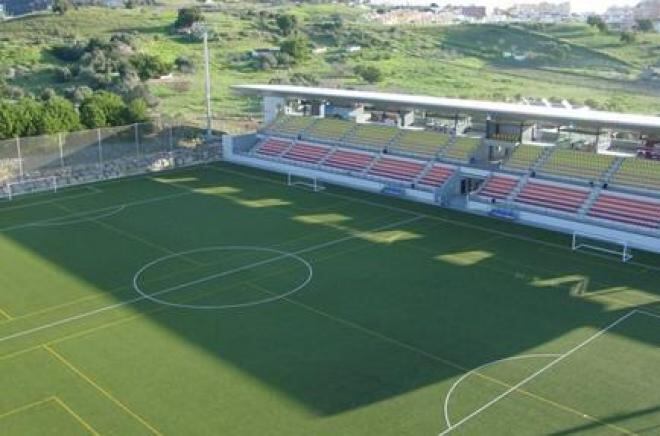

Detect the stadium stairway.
[{"left": 587, "top": 192, "right": 660, "bottom": 231}]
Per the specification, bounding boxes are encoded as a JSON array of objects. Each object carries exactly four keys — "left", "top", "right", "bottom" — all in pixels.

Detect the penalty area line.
[{"left": 439, "top": 310, "right": 638, "bottom": 435}]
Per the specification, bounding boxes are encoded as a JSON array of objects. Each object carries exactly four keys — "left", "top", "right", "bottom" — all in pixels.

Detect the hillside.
[{"left": 1, "top": 2, "right": 660, "bottom": 131}]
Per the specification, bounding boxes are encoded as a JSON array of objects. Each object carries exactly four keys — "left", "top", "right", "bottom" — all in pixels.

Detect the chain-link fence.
[{"left": 0, "top": 122, "right": 222, "bottom": 199}]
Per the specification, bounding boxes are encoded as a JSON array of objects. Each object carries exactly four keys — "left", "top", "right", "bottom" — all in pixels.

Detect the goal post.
[
  {"left": 6, "top": 176, "right": 58, "bottom": 200},
  {"left": 287, "top": 172, "right": 324, "bottom": 192},
  {"left": 571, "top": 231, "right": 632, "bottom": 263}
]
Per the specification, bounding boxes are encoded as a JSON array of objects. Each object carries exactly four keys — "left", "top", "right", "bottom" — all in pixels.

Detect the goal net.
[
  {"left": 5, "top": 176, "right": 58, "bottom": 200},
  {"left": 287, "top": 173, "right": 324, "bottom": 192},
  {"left": 572, "top": 231, "right": 632, "bottom": 263}
]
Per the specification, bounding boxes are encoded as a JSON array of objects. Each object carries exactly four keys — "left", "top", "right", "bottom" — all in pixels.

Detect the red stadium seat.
[
  {"left": 255, "top": 138, "right": 292, "bottom": 157},
  {"left": 588, "top": 193, "right": 660, "bottom": 229},
  {"left": 367, "top": 156, "right": 426, "bottom": 183},
  {"left": 515, "top": 181, "right": 589, "bottom": 213},
  {"left": 478, "top": 175, "right": 519, "bottom": 200},
  {"left": 281, "top": 142, "right": 331, "bottom": 165},
  {"left": 417, "top": 164, "right": 456, "bottom": 189},
  {"left": 323, "top": 149, "right": 376, "bottom": 172}
]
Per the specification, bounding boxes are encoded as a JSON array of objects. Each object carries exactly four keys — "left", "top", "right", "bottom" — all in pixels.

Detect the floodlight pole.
[{"left": 203, "top": 30, "right": 213, "bottom": 139}]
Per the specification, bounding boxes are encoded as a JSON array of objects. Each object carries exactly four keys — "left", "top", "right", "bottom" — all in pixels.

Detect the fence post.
[
  {"left": 97, "top": 128, "right": 103, "bottom": 168},
  {"left": 58, "top": 133, "right": 65, "bottom": 168},
  {"left": 135, "top": 123, "right": 140, "bottom": 158},
  {"left": 16, "top": 137, "right": 23, "bottom": 179},
  {"left": 169, "top": 125, "right": 174, "bottom": 152}
]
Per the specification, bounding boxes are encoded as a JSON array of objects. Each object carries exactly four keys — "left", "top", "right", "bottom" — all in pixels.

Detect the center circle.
[{"left": 132, "top": 246, "right": 313, "bottom": 310}]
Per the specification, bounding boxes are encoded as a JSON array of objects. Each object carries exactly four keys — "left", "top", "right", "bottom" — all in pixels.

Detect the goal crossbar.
[
  {"left": 6, "top": 176, "right": 58, "bottom": 200},
  {"left": 287, "top": 173, "right": 325, "bottom": 192},
  {"left": 572, "top": 231, "right": 632, "bottom": 263}
]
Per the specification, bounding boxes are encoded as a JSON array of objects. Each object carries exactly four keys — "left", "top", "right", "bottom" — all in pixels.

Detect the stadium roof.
[{"left": 232, "top": 84, "right": 660, "bottom": 132}]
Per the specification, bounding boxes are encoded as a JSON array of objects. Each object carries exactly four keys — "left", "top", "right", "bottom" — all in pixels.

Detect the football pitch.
[{"left": 0, "top": 163, "right": 658, "bottom": 435}]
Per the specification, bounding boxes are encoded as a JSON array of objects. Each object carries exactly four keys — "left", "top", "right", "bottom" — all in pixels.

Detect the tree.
[
  {"left": 276, "top": 14, "right": 297, "bottom": 36},
  {"left": 587, "top": 15, "right": 607, "bottom": 33},
  {"left": 279, "top": 36, "right": 310, "bottom": 63},
  {"left": 637, "top": 19, "right": 654, "bottom": 32},
  {"left": 174, "top": 7, "right": 205, "bottom": 30},
  {"left": 52, "top": 0, "right": 72, "bottom": 15},
  {"left": 621, "top": 31, "right": 637, "bottom": 44},
  {"left": 38, "top": 97, "right": 80, "bottom": 134},
  {"left": 355, "top": 65, "right": 383, "bottom": 83}
]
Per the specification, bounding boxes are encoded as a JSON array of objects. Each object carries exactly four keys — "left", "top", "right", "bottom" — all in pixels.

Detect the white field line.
[
  {"left": 443, "top": 354, "right": 560, "bottom": 428},
  {"left": 214, "top": 165, "right": 660, "bottom": 274},
  {"left": 0, "top": 215, "right": 424, "bottom": 345},
  {"left": 31, "top": 206, "right": 126, "bottom": 227},
  {"left": 439, "top": 310, "right": 638, "bottom": 435},
  {"left": 635, "top": 309, "right": 660, "bottom": 320},
  {"left": 0, "top": 191, "right": 191, "bottom": 233},
  {"left": 0, "top": 186, "right": 101, "bottom": 212}
]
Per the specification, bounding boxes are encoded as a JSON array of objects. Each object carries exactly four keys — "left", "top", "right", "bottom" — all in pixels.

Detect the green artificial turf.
[{"left": 0, "top": 162, "right": 658, "bottom": 435}]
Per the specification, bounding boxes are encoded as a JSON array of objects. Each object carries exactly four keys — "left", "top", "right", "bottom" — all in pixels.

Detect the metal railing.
[{"left": 0, "top": 121, "right": 222, "bottom": 198}]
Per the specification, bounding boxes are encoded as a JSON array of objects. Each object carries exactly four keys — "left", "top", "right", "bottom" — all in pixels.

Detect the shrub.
[
  {"left": 280, "top": 36, "right": 311, "bottom": 63},
  {"left": 38, "top": 97, "right": 80, "bottom": 134},
  {"left": 80, "top": 91, "right": 127, "bottom": 128},
  {"left": 130, "top": 54, "right": 172, "bottom": 81},
  {"left": 355, "top": 64, "right": 383, "bottom": 83},
  {"left": 174, "top": 7, "right": 205, "bottom": 30},
  {"left": 124, "top": 98, "right": 149, "bottom": 124}
]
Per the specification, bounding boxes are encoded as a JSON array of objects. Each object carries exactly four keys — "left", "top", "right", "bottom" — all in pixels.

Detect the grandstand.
[
  {"left": 503, "top": 144, "right": 547, "bottom": 172},
  {"left": 303, "top": 118, "right": 353, "bottom": 143},
  {"left": 441, "top": 137, "right": 480, "bottom": 162},
  {"left": 389, "top": 130, "right": 451, "bottom": 158},
  {"left": 611, "top": 158, "right": 660, "bottom": 192},
  {"left": 231, "top": 84, "right": 660, "bottom": 251},
  {"left": 344, "top": 124, "right": 398, "bottom": 151},
  {"left": 265, "top": 116, "right": 316, "bottom": 138},
  {"left": 538, "top": 149, "right": 615, "bottom": 182}
]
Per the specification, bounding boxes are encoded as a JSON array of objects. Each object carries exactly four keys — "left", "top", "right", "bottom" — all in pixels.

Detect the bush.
[
  {"left": 355, "top": 65, "right": 383, "bottom": 83},
  {"left": 280, "top": 36, "right": 311, "bottom": 63},
  {"left": 130, "top": 54, "right": 172, "bottom": 81},
  {"left": 38, "top": 97, "right": 80, "bottom": 134},
  {"left": 174, "top": 56, "right": 195, "bottom": 73},
  {"left": 174, "top": 7, "right": 205, "bottom": 30},
  {"left": 80, "top": 91, "right": 127, "bottom": 128},
  {"left": 51, "top": 43, "right": 86, "bottom": 62},
  {"left": 124, "top": 98, "right": 149, "bottom": 124}
]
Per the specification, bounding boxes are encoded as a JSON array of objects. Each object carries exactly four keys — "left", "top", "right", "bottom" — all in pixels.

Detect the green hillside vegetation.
[{"left": 1, "top": 2, "right": 660, "bottom": 134}]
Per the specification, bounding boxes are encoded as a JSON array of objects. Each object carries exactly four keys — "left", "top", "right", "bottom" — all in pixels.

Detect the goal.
[
  {"left": 5, "top": 176, "right": 58, "bottom": 200},
  {"left": 287, "top": 173, "right": 324, "bottom": 192},
  {"left": 572, "top": 231, "right": 632, "bottom": 263}
]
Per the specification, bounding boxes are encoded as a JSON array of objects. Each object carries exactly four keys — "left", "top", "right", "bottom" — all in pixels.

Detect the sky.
[{"left": 373, "top": 1, "right": 641, "bottom": 14}]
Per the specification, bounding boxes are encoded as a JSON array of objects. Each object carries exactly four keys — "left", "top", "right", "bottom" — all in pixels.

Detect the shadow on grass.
[{"left": 0, "top": 162, "right": 659, "bottom": 420}]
